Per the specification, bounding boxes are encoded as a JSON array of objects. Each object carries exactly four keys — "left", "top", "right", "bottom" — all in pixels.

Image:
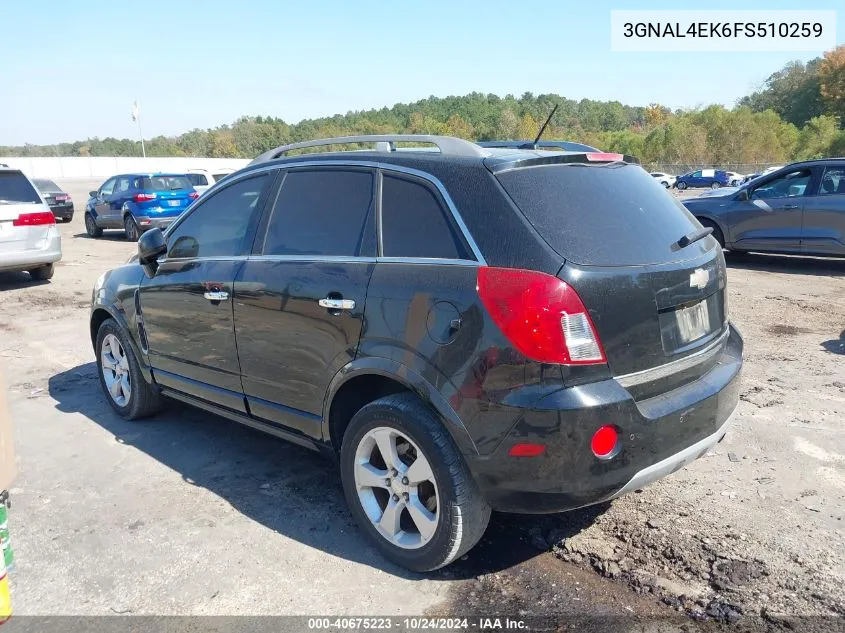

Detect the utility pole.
[{"left": 132, "top": 100, "right": 146, "bottom": 158}]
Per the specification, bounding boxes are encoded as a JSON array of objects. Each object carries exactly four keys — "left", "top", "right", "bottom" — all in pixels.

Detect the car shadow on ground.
[
  {"left": 0, "top": 271, "right": 50, "bottom": 289},
  {"left": 725, "top": 251, "right": 845, "bottom": 276},
  {"left": 48, "top": 362, "right": 606, "bottom": 581},
  {"left": 72, "top": 232, "right": 128, "bottom": 242},
  {"left": 822, "top": 330, "right": 845, "bottom": 356}
]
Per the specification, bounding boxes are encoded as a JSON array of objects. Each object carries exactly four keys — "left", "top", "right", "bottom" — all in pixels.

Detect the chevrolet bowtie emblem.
[{"left": 689, "top": 268, "right": 710, "bottom": 290}]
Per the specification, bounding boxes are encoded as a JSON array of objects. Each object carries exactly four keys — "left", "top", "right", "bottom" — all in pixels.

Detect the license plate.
[
  {"left": 675, "top": 300, "right": 711, "bottom": 344},
  {"left": 167, "top": 200, "right": 181, "bottom": 207}
]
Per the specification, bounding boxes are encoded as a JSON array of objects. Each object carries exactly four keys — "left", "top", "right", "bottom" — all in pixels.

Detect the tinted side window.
[
  {"left": 751, "top": 169, "right": 812, "bottom": 199},
  {"left": 381, "top": 174, "right": 471, "bottom": 260},
  {"left": 167, "top": 173, "right": 269, "bottom": 259},
  {"left": 820, "top": 167, "right": 845, "bottom": 195},
  {"left": 262, "top": 169, "right": 374, "bottom": 256},
  {"left": 100, "top": 178, "right": 116, "bottom": 196},
  {"left": 187, "top": 173, "right": 208, "bottom": 186},
  {"left": 116, "top": 177, "right": 131, "bottom": 193}
]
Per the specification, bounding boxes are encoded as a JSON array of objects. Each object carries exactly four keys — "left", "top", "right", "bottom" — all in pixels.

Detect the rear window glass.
[
  {"left": 33, "top": 179, "right": 60, "bottom": 191},
  {"left": 0, "top": 171, "right": 42, "bottom": 204},
  {"left": 496, "top": 164, "right": 700, "bottom": 266},
  {"left": 137, "top": 176, "right": 193, "bottom": 191},
  {"left": 186, "top": 173, "right": 209, "bottom": 186},
  {"left": 213, "top": 173, "right": 231, "bottom": 183}
]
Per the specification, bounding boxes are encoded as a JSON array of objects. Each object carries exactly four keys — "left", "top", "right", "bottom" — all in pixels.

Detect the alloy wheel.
[
  {"left": 100, "top": 333, "right": 131, "bottom": 407},
  {"left": 354, "top": 426, "right": 439, "bottom": 549}
]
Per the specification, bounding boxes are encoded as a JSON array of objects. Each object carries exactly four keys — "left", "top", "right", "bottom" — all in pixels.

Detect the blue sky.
[{"left": 1, "top": 0, "right": 842, "bottom": 145}]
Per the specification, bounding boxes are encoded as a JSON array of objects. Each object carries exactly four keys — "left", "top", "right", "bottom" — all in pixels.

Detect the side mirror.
[
  {"left": 137, "top": 228, "right": 167, "bottom": 277},
  {"left": 736, "top": 189, "right": 749, "bottom": 201},
  {"left": 89, "top": 190, "right": 98, "bottom": 198}
]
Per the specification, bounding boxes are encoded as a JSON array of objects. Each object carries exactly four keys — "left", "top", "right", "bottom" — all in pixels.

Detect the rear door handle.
[
  {"left": 203, "top": 290, "right": 229, "bottom": 302},
  {"left": 318, "top": 298, "right": 355, "bottom": 310},
  {"left": 783, "top": 204, "right": 799, "bottom": 209}
]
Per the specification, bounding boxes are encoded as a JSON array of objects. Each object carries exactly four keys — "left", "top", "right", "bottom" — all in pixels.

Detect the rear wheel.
[
  {"left": 676, "top": 181, "right": 687, "bottom": 190},
  {"left": 124, "top": 215, "right": 139, "bottom": 242},
  {"left": 697, "top": 218, "right": 724, "bottom": 249},
  {"left": 340, "top": 393, "right": 490, "bottom": 571},
  {"left": 29, "top": 264, "right": 54, "bottom": 281},
  {"left": 711, "top": 181, "right": 721, "bottom": 189},
  {"left": 85, "top": 213, "right": 102, "bottom": 237},
  {"left": 661, "top": 181, "right": 670, "bottom": 188},
  {"left": 96, "top": 318, "right": 164, "bottom": 420}
]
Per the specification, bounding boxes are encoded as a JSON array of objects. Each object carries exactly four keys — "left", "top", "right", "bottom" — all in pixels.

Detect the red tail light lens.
[
  {"left": 133, "top": 193, "right": 156, "bottom": 202},
  {"left": 13, "top": 212, "right": 55, "bottom": 226},
  {"left": 476, "top": 267, "right": 605, "bottom": 365},
  {"left": 188, "top": 191, "right": 199, "bottom": 200},
  {"left": 508, "top": 443, "right": 546, "bottom": 457},
  {"left": 591, "top": 425, "right": 619, "bottom": 459},
  {"left": 585, "top": 152, "right": 624, "bottom": 162}
]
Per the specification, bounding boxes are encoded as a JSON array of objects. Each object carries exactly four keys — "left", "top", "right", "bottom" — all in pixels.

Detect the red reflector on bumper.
[
  {"left": 591, "top": 425, "right": 619, "bottom": 459},
  {"left": 509, "top": 443, "right": 546, "bottom": 457}
]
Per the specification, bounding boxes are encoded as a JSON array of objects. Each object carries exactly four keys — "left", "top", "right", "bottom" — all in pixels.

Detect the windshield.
[
  {"left": 139, "top": 176, "right": 194, "bottom": 191},
  {"left": 0, "top": 171, "right": 42, "bottom": 204},
  {"left": 32, "top": 179, "right": 61, "bottom": 192}
]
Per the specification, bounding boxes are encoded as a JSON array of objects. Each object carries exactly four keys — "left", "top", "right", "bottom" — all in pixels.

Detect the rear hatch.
[
  {"left": 139, "top": 175, "right": 197, "bottom": 216},
  {"left": 491, "top": 156, "right": 728, "bottom": 395},
  {"left": 0, "top": 171, "right": 55, "bottom": 253}
]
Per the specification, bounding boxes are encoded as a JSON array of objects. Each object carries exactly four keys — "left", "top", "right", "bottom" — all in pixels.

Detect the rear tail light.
[
  {"left": 133, "top": 193, "right": 156, "bottom": 202},
  {"left": 13, "top": 212, "right": 55, "bottom": 226},
  {"left": 476, "top": 267, "right": 605, "bottom": 365},
  {"left": 591, "top": 425, "right": 619, "bottom": 459},
  {"left": 188, "top": 191, "right": 199, "bottom": 200},
  {"left": 585, "top": 152, "right": 624, "bottom": 162}
]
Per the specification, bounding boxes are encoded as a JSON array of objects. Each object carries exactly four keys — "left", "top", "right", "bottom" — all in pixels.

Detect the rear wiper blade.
[{"left": 675, "top": 226, "right": 713, "bottom": 249}]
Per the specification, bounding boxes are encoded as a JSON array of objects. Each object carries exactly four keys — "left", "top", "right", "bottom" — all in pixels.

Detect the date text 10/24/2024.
[{"left": 307, "top": 618, "right": 527, "bottom": 630}]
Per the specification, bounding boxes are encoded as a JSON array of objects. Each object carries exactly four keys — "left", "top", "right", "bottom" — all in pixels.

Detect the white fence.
[{"left": 0, "top": 157, "right": 251, "bottom": 179}]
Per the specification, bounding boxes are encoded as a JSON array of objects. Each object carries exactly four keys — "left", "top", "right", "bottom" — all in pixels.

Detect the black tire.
[
  {"left": 711, "top": 181, "right": 721, "bottom": 189},
  {"left": 124, "top": 215, "right": 139, "bottom": 242},
  {"left": 677, "top": 181, "right": 687, "bottom": 190},
  {"left": 697, "top": 218, "right": 725, "bottom": 249},
  {"left": 340, "top": 393, "right": 491, "bottom": 572},
  {"left": 95, "top": 318, "right": 164, "bottom": 420},
  {"left": 29, "top": 264, "right": 54, "bottom": 281},
  {"left": 85, "top": 213, "right": 102, "bottom": 237},
  {"left": 661, "top": 181, "right": 670, "bottom": 188}
]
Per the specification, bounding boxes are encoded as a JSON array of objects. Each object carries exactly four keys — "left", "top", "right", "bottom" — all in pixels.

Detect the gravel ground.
[{"left": 0, "top": 179, "right": 843, "bottom": 630}]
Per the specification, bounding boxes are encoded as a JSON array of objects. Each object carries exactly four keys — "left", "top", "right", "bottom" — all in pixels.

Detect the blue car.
[
  {"left": 85, "top": 173, "right": 198, "bottom": 241},
  {"left": 675, "top": 169, "right": 731, "bottom": 190}
]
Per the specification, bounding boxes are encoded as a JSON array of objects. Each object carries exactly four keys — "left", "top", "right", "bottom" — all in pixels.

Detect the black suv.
[{"left": 90, "top": 135, "right": 743, "bottom": 571}]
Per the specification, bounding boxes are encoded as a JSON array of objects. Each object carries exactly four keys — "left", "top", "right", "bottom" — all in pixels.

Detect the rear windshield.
[
  {"left": 137, "top": 176, "right": 193, "bottom": 191},
  {"left": 213, "top": 173, "right": 231, "bottom": 182},
  {"left": 0, "top": 171, "right": 42, "bottom": 204},
  {"left": 33, "top": 179, "right": 60, "bottom": 191},
  {"left": 496, "top": 164, "right": 700, "bottom": 266}
]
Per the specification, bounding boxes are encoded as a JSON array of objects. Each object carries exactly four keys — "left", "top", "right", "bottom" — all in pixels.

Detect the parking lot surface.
[{"left": 0, "top": 180, "right": 842, "bottom": 623}]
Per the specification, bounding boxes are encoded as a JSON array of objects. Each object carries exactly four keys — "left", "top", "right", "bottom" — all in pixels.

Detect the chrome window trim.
[
  {"left": 614, "top": 327, "right": 730, "bottom": 389},
  {"left": 163, "top": 159, "right": 487, "bottom": 266}
]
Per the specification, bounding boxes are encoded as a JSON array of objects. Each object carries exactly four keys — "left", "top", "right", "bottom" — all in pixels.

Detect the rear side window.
[
  {"left": 167, "top": 174, "right": 269, "bottom": 259},
  {"left": 139, "top": 176, "right": 193, "bottom": 191},
  {"left": 0, "top": 171, "right": 41, "bottom": 204},
  {"left": 820, "top": 167, "right": 845, "bottom": 195},
  {"left": 187, "top": 173, "right": 209, "bottom": 186},
  {"left": 213, "top": 173, "right": 231, "bottom": 183},
  {"left": 496, "top": 164, "right": 700, "bottom": 266},
  {"left": 262, "top": 169, "right": 375, "bottom": 257},
  {"left": 381, "top": 174, "right": 471, "bottom": 260}
]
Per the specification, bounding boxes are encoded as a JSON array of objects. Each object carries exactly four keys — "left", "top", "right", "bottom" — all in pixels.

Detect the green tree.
[{"left": 795, "top": 115, "right": 839, "bottom": 160}]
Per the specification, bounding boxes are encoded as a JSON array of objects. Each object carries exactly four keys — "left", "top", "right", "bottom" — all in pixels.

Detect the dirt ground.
[{"left": 0, "top": 179, "right": 843, "bottom": 630}]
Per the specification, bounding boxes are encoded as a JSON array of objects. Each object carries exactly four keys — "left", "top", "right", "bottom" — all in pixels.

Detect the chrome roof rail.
[{"left": 249, "top": 135, "right": 490, "bottom": 165}]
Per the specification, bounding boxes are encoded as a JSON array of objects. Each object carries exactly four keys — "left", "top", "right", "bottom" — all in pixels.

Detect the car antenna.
[{"left": 519, "top": 104, "right": 558, "bottom": 150}]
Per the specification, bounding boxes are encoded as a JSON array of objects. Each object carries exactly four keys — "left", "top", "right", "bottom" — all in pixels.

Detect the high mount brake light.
[
  {"left": 585, "top": 152, "right": 624, "bottom": 162},
  {"left": 476, "top": 267, "right": 605, "bottom": 365}
]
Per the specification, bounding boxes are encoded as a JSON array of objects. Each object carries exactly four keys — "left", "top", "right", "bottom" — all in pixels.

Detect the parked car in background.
[
  {"left": 650, "top": 172, "right": 676, "bottom": 188},
  {"left": 0, "top": 167, "right": 61, "bottom": 280},
  {"left": 32, "top": 179, "right": 74, "bottom": 222},
  {"left": 727, "top": 172, "right": 744, "bottom": 187},
  {"left": 675, "top": 169, "right": 732, "bottom": 190},
  {"left": 682, "top": 158, "right": 845, "bottom": 255},
  {"left": 85, "top": 174, "right": 198, "bottom": 241},
  {"left": 741, "top": 173, "right": 762, "bottom": 185},
  {"left": 477, "top": 140, "right": 601, "bottom": 152},
  {"left": 186, "top": 168, "right": 236, "bottom": 196},
  {"left": 90, "top": 134, "right": 742, "bottom": 572}
]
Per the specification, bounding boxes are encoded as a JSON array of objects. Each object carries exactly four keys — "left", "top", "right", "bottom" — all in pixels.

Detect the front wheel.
[
  {"left": 698, "top": 218, "right": 725, "bottom": 249},
  {"left": 340, "top": 393, "right": 491, "bottom": 572},
  {"left": 85, "top": 213, "right": 102, "bottom": 237},
  {"left": 96, "top": 318, "right": 164, "bottom": 419},
  {"left": 711, "top": 181, "right": 721, "bottom": 189},
  {"left": 676, "top": 181, "right": 687, "bottom": 190},
  {"left": 661, "top": 181, "right": 670, "bottom": 188}
]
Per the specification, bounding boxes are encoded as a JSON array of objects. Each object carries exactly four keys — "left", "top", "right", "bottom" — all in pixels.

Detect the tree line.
[{"left": 3, "top": 46, "right": 844, "bottom": 170}]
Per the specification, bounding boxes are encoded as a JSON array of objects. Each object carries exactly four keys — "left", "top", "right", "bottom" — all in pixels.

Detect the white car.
[
  {"left": 185, "top": 168, "right": 236, "bottom": 196},
  {"left": 650, "top": 171, "right": 676, "bottom": 188},
  {"left": 727, "top": 172, "right": 744, "bottom": 186},
  {"left": 0, "top": 167, "right": 61, "bottom": 280}
]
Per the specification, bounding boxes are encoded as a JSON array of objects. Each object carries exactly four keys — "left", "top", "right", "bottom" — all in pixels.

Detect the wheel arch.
[
  {"left": 90, "top": 304, "right": 153, "bottom": 383},
  {"left": 323, "top": 358, "right": 479, "bottom": 457},
  {"left": 693, "top": 214, "right": 728, "bottom": 246}
]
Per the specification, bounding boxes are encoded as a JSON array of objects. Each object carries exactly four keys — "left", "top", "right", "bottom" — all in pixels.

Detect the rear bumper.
[
  {"left": 134, "top": 216, "right": 176, "bottom": 232},
  {"left": 49, "top": 205, "right": 74, "bottom": 219},
  {"left": 0, "top": 230, "right": 62, "bottom": 272},
  {"left": 467, "top": 323, "right": 743, "bottom": 513}
]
